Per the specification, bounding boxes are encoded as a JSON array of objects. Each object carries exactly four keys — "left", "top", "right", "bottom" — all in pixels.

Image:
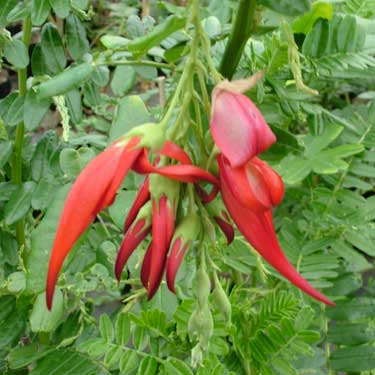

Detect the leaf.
[
  {"left": 329, "top": 323, "right": 375, "bottom": 346},
  {"left": 65, "top": 14, "right": 89, "bottom": 60},
  {"left": 327, "top": 298, "right": 375, "bottom": 321},
  {"left": 119, "top": 351, "right": 139, "bottom": 373},
  {"left": 109, "top": 96, "right": 151, "bottom": 143},
  {"left": 24, "top": 89, "right": 51, "bottom": 131},
  {"left": 26, "top": 184, "right": 70, "bottom": 293},
  {"left": 30, "top": 290, "right": 64, "bottom": 332},
  {"left": 115, "top": 313, "right": 131, "bottom": 346},
  {"left": 111, "top": 66, "right": 136, "bottom": 97},
  {"left": 65, "top": 89, "right": 82, "bottom": 124},
  {"left": 163, "top": 358, "right": 194, "bottom": 375},
  {"left": 292, "top": 2, "right": 333, "bottom": 34},
  {"left": 0, "top": 0, "right": 18, "bottom": 27},
  {"left": 137, "top": 357, "right": 158, "bottom": 375},
  {"left": 6, "top": 96, "right": 24, "bottom": 127},
  {"left": 100, "top": 35, "right": 130, "bottom": 49},
  {"left": 127, "top": 15, "right": 186, "bottom": 56},
  {"left": 31, "top": 44, "right": 51, "bottom": 76},
  {"left": 8, "top": 343, "right": 53, "bottom": 370},
  {"left": 99, "top": 314, "right": 114, "bottom": 343},
  {"left": 59, "top": 148, "right": 81, "bottom": 178},
  {"left": 0, "top": 296, "right": 25, "bottom": 350},
  {"left": 258, "top": 0, "right": 311, "bottom": 16},
  {"left": 304, "top": 124, "right": 343, "bottom": 157},
  {"left": 330, "top": 344, "right": 375, "bottom": 372},
  {"left": 29, "top": 349, "right": 110, "bottom": 375},
  {"left": 278, "top": 157, "right": 312, "bottom": 184},
  {"left": 108, "top": 190, "right": 137, "bottom": 228},
  {"left": 0, "top": 141, "right": 12, "bottom": 168},
  {"left": 4, "top": 39, "right": 29, "bottom": 69},
  {"left": 31, "top": 0, "right": 51, "bottom": 26},
  {"left": 49, "top": 0, "right": 70, "bottom": 18},
  {"left": 4, "top": 181, "right": 36, "bottom": 225},
  {"left": 40, "top": 23, "right": 67, "bottom": 74}
]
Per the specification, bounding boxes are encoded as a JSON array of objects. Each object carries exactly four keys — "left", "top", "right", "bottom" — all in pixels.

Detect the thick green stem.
[
  {"left": 219, "top": 0, "right": 257, "bottom": 79},
  {"left": 12, "top": 16, "right": 32, "bottom": 250}
]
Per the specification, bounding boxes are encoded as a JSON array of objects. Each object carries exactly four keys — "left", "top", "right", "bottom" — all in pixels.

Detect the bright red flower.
[
  {"left": 46, "top": 136, "right": 141, "bottom": 310},
  {"left": 217, "top": 155, "right": 334, "bottom": 306},
  {"left": 165, "top": 212, "right": 200, "bottom": 293}
]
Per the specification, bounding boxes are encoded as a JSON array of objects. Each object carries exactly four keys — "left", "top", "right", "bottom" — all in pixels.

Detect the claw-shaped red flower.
[
  {"left": 46, "top": 136, "right": 142, "bottom": 310},
  {"left": 210, "top": 74, "right": 334, "bottom": 306},
  {"left": 218, "top": 155, "right": 333, "bottom": 305},
  {"left": 166, "top": 212, "right": 200, "bottom": 293}
]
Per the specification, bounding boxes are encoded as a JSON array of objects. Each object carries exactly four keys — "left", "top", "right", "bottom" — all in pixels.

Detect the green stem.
[
  {"left": 12, "top": 16, "right": 32, "bottom": 250},
  {"left": 219, "top": 0, "right": 257, "bottom": 79}
]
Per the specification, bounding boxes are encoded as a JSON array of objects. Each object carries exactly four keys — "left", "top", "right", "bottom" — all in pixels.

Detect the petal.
[
  {"left": 214, "top": 216, "right": 235, "bottom": 245},
  {"left": 252, "top": 157, "right": 284, "bottom": 206},
  {"left": 166, "top": 238, "right": 189, "bottom": 293},
  {"left": 220, "top": 174, "right": 334, "bottom": 306},
  {"left": 218, "top": 155, "right": 271, "bottom": 212},
  {"left": 141, "top": 243, "right": 152, "bottom": 288},
  {"left": 195, "top": 184, "right": 219, "bottom": 204},
  {"left": 124, "top": 176, "right": 150, "bottom": 231},
  {"left": 160, "top": 140, "right": 192, "bottom": 164},
  {"left": 147, "top": 197, "right": 175, "bottom": 299},
  {"left": 157, "top": 165, "right": 219, "bottom": 185},
  {"left": 211, "top": 91, "right": 276, "bottom": 167},
  {"left": 132, "top": 149, "right": 154, "bottom": 175},
  {"left": 46, "top": 140, "right": 139, "bottom": 310},
  {"left": 114, "top": 219, "right": 150, "bottom": 281}
]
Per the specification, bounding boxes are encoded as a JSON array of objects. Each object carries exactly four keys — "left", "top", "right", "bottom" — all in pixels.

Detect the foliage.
[{"left": 0, "top": 0, "right": 375, "bottom": 374}]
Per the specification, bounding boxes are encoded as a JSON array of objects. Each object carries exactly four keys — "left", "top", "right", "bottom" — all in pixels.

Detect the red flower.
[
  {"left": 217, "top": 155, "right": 334, "bottom": 306},
  {"left": 166, "top": 212, "right": 200, "bottom": 293},
  {"left": 46, "top": 136, "right": 142, "bottom": 310},
  {"left": 209, "top": 74, "right": 334, "bottom": 306}
]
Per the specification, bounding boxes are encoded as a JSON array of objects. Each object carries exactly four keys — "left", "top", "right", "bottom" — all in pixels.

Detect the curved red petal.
[
  {"left": 141, "top": 243, "right": 152, "bottom": 288},
  {"left": 156, "top": 165, "right": 219, "bottom": 185},
  {"left": 132, "top": 149, "right": 155, "bottom": 174},
  {"left": 114, "top": 219, "right": 150, "bottom": 281},
  {"left": 160, "top": 141, "right": 192, "bottom": 164},
  {"left": 147, "top": 197, "right": 175, "bottom": 299},
  {"left": 252, "top": 157, "right": 284, "bottom": 206},
  {"left": 196, "top": 184, "right": 220, "bottom": 204},
  {"left": 211, "top": 91, "right": 276, "bottom": 167},
  {"left": 214, "top": 216, "right": 235, "bottom": 245},
  {"left": 220, "top": 174, "right": 334, "bottom": 306},
  {"left": 218, "top": 155, "right": 271, "bottom": 212},
  {"left": 124, "top": 177, "right": 150, "bottom": 231},
  {"left": 46, "top": 141, "right": 138, "bottom": 310},
  {"left": 166, "top": 238, "right": 189, "bottom": 293}
]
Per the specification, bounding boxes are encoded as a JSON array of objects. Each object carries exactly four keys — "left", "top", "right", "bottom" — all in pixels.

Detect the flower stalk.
[
  {"left": 219, "top": 0, "right": 257, "bottom": 79},
  {"left": 12, "top": 16, "right": 32, "bottom": 250}
]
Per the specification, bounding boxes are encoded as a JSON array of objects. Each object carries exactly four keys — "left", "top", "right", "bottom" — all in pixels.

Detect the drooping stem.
[
  {"left": 219, "top": 0, "right": 257, "bottom": 79},
  {"left": 12, "top": 16, "right": 32, "bottom": 249}
]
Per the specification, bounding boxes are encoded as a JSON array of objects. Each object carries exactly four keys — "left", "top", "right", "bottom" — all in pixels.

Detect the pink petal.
[{"left": 211, "top": 91, "right": 276, "bottom": 167}]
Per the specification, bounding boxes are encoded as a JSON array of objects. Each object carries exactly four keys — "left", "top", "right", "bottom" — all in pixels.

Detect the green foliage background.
[{"left": 1, "top": 0, "right": 375, "bottom": 374}]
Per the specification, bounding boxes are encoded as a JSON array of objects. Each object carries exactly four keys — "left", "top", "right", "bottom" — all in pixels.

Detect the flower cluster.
[
  {"left": 46, "top": 74, "right": 333, "bottom": 310},
  {"left": 46, "top": 125, "right": 218, "bottom": 309}
]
